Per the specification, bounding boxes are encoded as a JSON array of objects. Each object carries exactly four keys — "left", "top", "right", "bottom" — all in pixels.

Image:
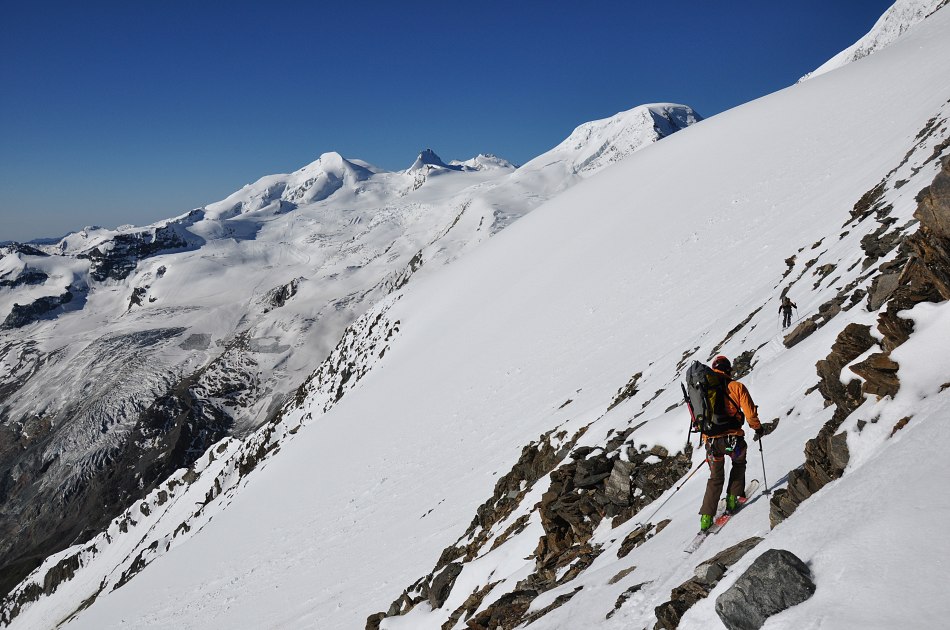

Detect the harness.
[{"left": 706, "top": 435, "right": 745, "bottom": 462}]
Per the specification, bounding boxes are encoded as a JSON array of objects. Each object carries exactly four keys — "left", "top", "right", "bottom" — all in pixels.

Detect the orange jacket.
[{"left": 703, "top": 369, "right": 761, "bottom": 439}]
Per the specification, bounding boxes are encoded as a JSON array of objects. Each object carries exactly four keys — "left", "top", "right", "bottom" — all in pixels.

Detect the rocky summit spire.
[{"left": 407, "top": 148, "right": 461, "bottom": 173}]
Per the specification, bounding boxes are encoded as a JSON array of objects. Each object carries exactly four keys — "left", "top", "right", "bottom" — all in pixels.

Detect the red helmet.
[{"left": 712, "top": 355, "right": 732, "bottom": 373}]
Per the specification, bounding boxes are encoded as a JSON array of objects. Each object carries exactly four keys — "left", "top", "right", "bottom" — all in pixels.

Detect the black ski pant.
[
  {"left": 782, "top": 309, "right": 793, "bottom": 327},
  {"left": 700, "top": 435, "right": 748, "bottom": 516}
]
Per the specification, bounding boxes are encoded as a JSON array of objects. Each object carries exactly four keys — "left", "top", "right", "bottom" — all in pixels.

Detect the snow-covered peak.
[
  {"left": 294, "top": 151, "right": 375, "bottom": 179},
  {"left": 200, "top": 152, "right": 381, "bottom": 220},
  {"left": 802, "top": 0, "right": 948, "bottom": 81},
  {"left": 406, "top": 148, "right": 461, "bottom": 173},
  {"left": 449, "top": 154, "right": 518, "bottom": 171},
  {"left": 520, "top": 103, "right": 701, "bottom": 177},
  {"left": 508, "top": 103, "right": 700, "bottom": 189}
]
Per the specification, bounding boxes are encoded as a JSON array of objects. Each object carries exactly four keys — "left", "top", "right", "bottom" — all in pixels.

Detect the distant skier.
[
  {"left": 779, "top": 295, "right": 797, "bottom": 328},
  {"left": 698, "top": 356, "right": 763, "bottom": 532}
]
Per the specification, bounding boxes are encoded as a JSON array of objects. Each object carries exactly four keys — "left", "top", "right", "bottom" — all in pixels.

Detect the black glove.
[{"left": 753, "top": 427, "right": 764, "bottom": 441}]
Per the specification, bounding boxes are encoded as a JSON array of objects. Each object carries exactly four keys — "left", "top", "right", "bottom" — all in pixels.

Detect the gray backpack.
[{"left": 684, "top": 361, "right": 742, "bottom": 434}]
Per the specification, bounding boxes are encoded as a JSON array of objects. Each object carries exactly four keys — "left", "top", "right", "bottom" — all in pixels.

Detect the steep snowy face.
[
  {"left": 519, "top": 103, "right": 702, "bottom": 177},
  {"left": 0, "top": 99, "right": 698, "bottom": 613},
  {"left": 11, "top": 6, "right": 948, "bottom": 630},
  {"left": 802, "top": 0, "right": 948, "bottom": 80}
]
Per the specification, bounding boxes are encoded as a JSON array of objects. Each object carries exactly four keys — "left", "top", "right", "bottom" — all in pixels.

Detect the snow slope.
[
  {"left": 8, "top": 5, "right": 947, "bottom": 630},
  {"left": 0, "top": 105, "right": 699, "bottom": 624},
  {"left": 802, "top": 0, "right": 948, "bottom": 80}
]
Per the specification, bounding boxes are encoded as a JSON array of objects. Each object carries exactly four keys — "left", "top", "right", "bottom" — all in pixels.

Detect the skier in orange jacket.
[{"left": 699, "top": 355, "right": 763, "bottom": 531}]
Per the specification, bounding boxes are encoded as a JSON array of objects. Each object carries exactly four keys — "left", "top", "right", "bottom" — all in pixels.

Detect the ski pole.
[
  {"left": 636, "top": 457, "right": 708, "bottom": 527},
  {"left": 758, "top": 438, "right": 770, "bottom": 495}
]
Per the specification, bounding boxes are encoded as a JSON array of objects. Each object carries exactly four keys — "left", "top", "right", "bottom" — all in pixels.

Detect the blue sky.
[{"left": 1, "top": 1, "right": 895, "bottom": 242}]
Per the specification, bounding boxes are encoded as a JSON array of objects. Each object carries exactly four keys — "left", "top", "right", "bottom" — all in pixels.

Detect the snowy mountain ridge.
[
  {"left": 3, "top": 3, "right": 950, "bottom": 630},
  {"left": 801, "top": 0, "right": 948, "bottom": 80},
  {"left": 518, "top": 103, "right": 701, "bottom": 178},
  {"left": 0, "top": 103, "right": 696, "bottom": 617}
]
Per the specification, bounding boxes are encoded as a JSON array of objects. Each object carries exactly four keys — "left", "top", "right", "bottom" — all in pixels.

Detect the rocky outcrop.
[
  {"left": 261, "top": 277, "right": 303, "bottom": 313},
  {"left": 81, "top": 224, "right": 199, "bottom": 282},
  {"left": 365, "top": 428, "right": 578, "bottom": 626},
  {"left": 296, "top": 303, "right": 402, "bottom": 411},
  {"left": 1, "top": 289, "right": 74, "bottom": 329},
  {"left": 653, "top": 537, "right": 762, "bottom": 629},
  {"left": 369, "top": 424, "right": 694, "bottom": 629},
  {"left": 608, "top": 371, "right": 642, "bottom": 411},
  {"left": 715, "top": 549, "right": 815, "bottom": 630},
  {"left": 1, "top": 243, "right": 49, "bottom": 258},
  {"left": 772, "top": 320, "right": 875, "bottom": 527},
  {"left": 534, "top": 445, "right": 690, "bottom": 589},
  {"left": 0, "top": 268, "right": 47, "bottom": 289},
  {"left": 772, "top": 155, "right": 950, "bottom": 528}
]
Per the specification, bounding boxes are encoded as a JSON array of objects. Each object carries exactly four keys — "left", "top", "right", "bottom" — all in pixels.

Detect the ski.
[
  {"left": 684, "top": 479, "right": 759, "bottom": 554},
  {"left": 708, "top": 479, "right": 759, "bottom": 533}
]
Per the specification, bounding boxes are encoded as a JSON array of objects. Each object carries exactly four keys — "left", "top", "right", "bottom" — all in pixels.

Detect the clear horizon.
[{"left": 0, "top": 1, "right": 895, "bottom": 243}]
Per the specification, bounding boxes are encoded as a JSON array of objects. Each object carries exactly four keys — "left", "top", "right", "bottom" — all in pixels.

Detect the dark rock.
[
  {"left": 867, "top": 271, "right": 901, "bottom": 310},
  {"left": 82, "top": 224, "right": 199, "bottom": 282},
  {"left": 573, "top": 455, "right": 613, "bottom": 487},
  {"left": 915, "top": 155, "right": 950, "bottom": 238},
  {"left": 439, "top": 581, "right": 498, "bottom": 630},
  {"left": 608, "top": 566, "right": 637, "bottom": 585},
  {"left": 849, "top": 180, "right": 887, "bottom": 224},
  {"left": 783, "top": 256, "right": 796, "bottom": 278},
  {"left": 860, "top": 218, "right": 902, "bottom": 268},
  {"left": 654, "top": 579, "right": 710, "bottom": 629},
  {"left": 815, "top": 323, "right": 875, "bottom": 414},
  {"left": 694, "top": 561, "right": 725, "bottom": 585},
  {"left": 653, "top": 538, "right": 762, "bottom": 629},
  {"left": 3, "top": 243, "right": 49, "bottom": 257},
  {"left": 0, "top": 268, "right": 48, "bottom": 288},
  {"left": 890, "top": 416, "right": 911, "bottom": 437},
  {"left": 731, "top": 350, "right": 756, "bottom": 380},
  {"left": 876, "top": 306, "right": 916, "bottom": 353},
  {"left": 2, "top": 289, "right": 74, "bottom": 329},
  {"left": 466, "top": 589, "right": 538, "bottom": 630},
  {"left": 365, "top": 612, "right": 385, "bottom": 630},
  {"left": 608, "top": 371, "right": 642, "bottom": 411},
  {"left": 694, "top": 537, "right": 763, "bottom": 585},
  {"left": 715, "top": 549, "right": 815, "bottom": 630},
  {"left": 850, "top": 353, "right": 900, "bottom": 398},
  {"left": 782, "top": 320, "right": 817, "bottom": 348},
  {"left": 617, "top": 525, "right": 650, "bottom": 559},
  {"left": 262, "top": 277, "right": 302, "bottom": 313},
  {"left": 428, "top": 562, "right": 463, "bottom": 609},
  {"left": 0, "top": 327, "right": 238, "bottom": 604}
]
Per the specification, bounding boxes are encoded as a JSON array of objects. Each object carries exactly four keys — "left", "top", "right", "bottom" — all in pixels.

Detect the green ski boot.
[
  {"left": 700, "top": 514, "right": 713, "bottom": 532},
  {"left": 726, "top": 494, "right": 740, "bottom": 514}
]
